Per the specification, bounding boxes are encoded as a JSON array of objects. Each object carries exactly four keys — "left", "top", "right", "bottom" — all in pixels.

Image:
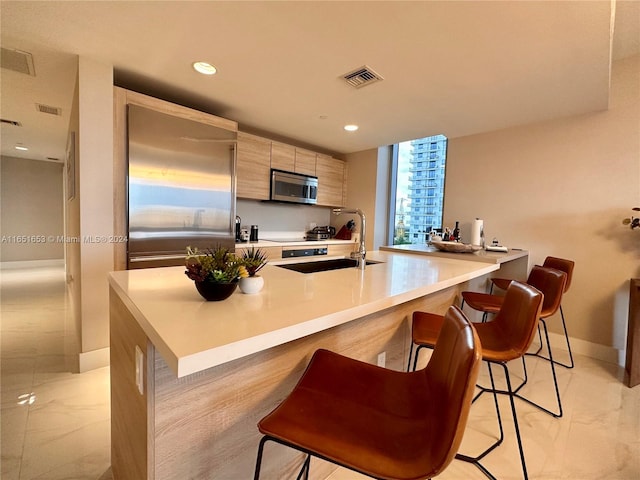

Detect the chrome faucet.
[{"left": 332, "top": 208, "right": 366, "bottom": 269}]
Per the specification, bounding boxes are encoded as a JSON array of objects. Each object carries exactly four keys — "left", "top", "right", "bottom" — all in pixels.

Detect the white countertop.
[
  {"left": 108, "top": 250, "right": 498, "bottom": 378},
  {"left": 380, "top": 244, "right": 528, "bottom": 264}
]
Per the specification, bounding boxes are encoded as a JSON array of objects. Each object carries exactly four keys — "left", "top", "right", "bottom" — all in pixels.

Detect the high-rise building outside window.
[{"left": 390, "top": 134, "right": 447, "bottom": 245}]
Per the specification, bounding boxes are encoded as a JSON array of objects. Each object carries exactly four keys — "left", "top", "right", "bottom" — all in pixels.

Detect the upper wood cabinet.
[
  {"left": 236, "top": 132, "right": 271, "bottom": 200},
  {"left": 294, "top": 148, "right": 317, "bottom": 176},
  {"left": 271, "top": 141, "right": 295, "bottom": 171},
  {"left": 235, "top": 132, "right": 347, "bottom": 205},
  {"left": 316, "top": 154, "right": 346, "bottom": 207},
  {"left": 273, "top": 144, "right": 318, "bottom": 177}
]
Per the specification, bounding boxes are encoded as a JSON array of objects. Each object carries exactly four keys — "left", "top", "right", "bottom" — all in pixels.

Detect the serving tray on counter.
[{"left": 431, "top": 241, "right": 482, "bottom": 253}]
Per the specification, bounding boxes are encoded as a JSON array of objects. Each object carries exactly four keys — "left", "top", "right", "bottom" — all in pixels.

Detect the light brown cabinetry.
[
  {"left": 327, "top": 243, "right": 356, "bottom": 257},
  {"left": 236, "top": 133, "right": 347, "bottom": 204},
  {"left": 235, "top": 245, "right": 282, "bottom": 262},
  {"left": 272, "top": 144, "right": 323, "bottom": 178},
  {"left": 236, "top": 132, "right": 271, "bottom": 200},
  {"left": 270, "top": 141, "right": 295, "bottom": 171},
  {"left": 294, "top": 148, "right": 317, "bottom": 176},
  {"left": 316, "top": 154, "right": 346, "bottom": 207}
]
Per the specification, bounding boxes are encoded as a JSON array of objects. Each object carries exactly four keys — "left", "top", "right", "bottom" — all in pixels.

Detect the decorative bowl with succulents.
[{"left": 185, "top": 246, "right": 248, "bottom": 301}]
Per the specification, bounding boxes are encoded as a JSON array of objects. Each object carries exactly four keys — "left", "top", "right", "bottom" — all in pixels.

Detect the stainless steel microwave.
[{"left": 270, "top": 169, "right": 318, "bottom": 205}]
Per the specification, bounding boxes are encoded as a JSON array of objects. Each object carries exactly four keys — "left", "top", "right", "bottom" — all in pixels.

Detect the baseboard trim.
[
  {"left": 79, "top": 347, "right": 110, "bottom": 372},
  {"left": 546, "top": 330, "right": 620, "bottom": 366},
  {"left": 0, "top": 259, "right": 65, "bottom": 270}
]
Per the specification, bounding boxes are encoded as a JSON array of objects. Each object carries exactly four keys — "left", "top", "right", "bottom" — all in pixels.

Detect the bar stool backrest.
[
  {"left": 527, "top": 266, "right": 567, "bottom": 318},
  {"left": 490, "top": 280, "right": 544, "bottom": 359},
  {"left": 542, "top": 256, "right": 575, "bottom": 293},
  {"left": 424, "top": 306, "right": 481, "bottom": 474}
]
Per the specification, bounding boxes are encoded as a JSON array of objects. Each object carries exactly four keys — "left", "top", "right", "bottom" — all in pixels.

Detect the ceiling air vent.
[
  {"left": 1, "top": 47, "right": 35, "bottom": 76},
  {"left": 36, "top": 103, "right": 62, "bottom": 116},
  {"left": 342, "top": 65, "right": 384, "bottom": 89},
  {"left": 0, "top": 118, "right": 22, "bottom": 127}
]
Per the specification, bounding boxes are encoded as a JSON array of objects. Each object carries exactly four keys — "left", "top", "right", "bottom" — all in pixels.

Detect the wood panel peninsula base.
[{"left": 108, "top": 251, "right": 524, "bottom": 479}]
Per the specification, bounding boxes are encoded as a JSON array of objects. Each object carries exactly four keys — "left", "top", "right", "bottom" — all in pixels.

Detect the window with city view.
[{"left": 391, "top": 134, "right": 447, "bottom": 245}]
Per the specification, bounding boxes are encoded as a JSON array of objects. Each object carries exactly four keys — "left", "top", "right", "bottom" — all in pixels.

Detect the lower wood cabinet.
[
  {"left": 235, "top": 245, "right": 282, "bottom": 262},
  {"left": 236, "top": 244, "right": 354, "bottom": 263},
  {"left": 327, "top": 243, "right": 356, "bottom": 257}
]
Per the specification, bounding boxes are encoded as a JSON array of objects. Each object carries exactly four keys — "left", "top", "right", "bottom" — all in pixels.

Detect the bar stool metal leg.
[
  {"left": 456, "top": 363, "right": 503, "bottom": 480},
  {"left": 413, "top": 347, "right": 505, "bottom": 479},
  {"left": 254, "top": 436, "right": 268, "bottom": 480},
  {"left": 254, "top": 437, "right": 312, "bottom": 480},
  {"left": 527, "top": 306, "right": 574, "bottom": 369},
  {"left": 502, "top": 361, "right": 529, "bottom": 480},
  {"left": 456, "top": 360, "right": 530, "bottom": 480},
  {"left": 484, "top": 321, "right": 563, "bottom": 419},
  {"left": 516, "top": 318, "right": 563, "bottom": 418},
  {"left": 556, "top": 305, "right": 575, "bottom": 368},
  {"left": 407, "top": 342, "right": 415, "bottom": 372},
  {"left": 296, "top": 454, "right": 310, "bottom": 480}
]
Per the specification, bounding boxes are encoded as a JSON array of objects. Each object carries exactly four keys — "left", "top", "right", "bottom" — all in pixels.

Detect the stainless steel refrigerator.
[{"left": 127, "top": 104, "right": 236, "bottom": 269}]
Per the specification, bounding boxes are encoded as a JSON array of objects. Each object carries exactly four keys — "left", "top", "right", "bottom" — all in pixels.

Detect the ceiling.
[{"left": 1, "top": 1, "right": 639, "bottom": 163}]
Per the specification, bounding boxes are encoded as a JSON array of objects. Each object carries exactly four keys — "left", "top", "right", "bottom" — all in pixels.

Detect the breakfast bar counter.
[
  {"left": 380, "top": 243, "right": 529, "bottom": 264},
  {"left": 108, "top": 250, "right": 519, "bottom": 479}
]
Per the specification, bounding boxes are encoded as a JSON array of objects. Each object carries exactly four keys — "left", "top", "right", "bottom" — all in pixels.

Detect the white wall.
[
  {"left": 374, "top": 146, "right": 392, "bottom": 249},
  {"left": 65, "top": 56, "right": 114, "bottom": 372},
  {"left": 342, "top": 147, "right": 391, "bottom": 251},
  {"left": 0, "top": 156, "right": 64, "bottom": 262},
  {"left": 236, "top": 199, "right": 331, "bottom": 236},
  {"left": 444, "top": 54, "right": 640, "bottom": 362},
  {"left": 65, "top": 65, "right": 81, "bottom": 371}
]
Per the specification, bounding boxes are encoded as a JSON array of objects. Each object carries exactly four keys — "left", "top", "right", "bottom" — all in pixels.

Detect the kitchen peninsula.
[
  {"left": 380, "top": 243, "right": 529, "bottom": 266},
  {"left": 108, "top": 250, "right": 523, "bottom": 479}
]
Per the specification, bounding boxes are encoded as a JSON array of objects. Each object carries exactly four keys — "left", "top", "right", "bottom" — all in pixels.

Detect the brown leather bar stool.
[
  {"left": 491, "top": 257, "right": 575, "bottom": 368},
  {"left": 254, "top": 306, "right": 482, "bottom": 480},
  {"left": 460, "top": 265, "right": 567, "bottom": 418},
  {"left": 408, "top": 281, "right": 543, "bottom": 480}
]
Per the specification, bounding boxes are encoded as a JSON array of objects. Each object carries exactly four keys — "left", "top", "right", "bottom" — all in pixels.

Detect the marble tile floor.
[
  {"left": 2, "top": 264, "right": 639, "bottom": 479},
  {"left": 1, "top": 265, "right": 111, "bottom": 480},
  {"left": 328, "top": 344, "right": 640, "bottom": 479}
]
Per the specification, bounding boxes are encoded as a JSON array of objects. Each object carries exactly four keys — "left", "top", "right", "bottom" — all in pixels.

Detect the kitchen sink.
[{"left": 276, "top": 258, "right": 383, "bottom": 274}]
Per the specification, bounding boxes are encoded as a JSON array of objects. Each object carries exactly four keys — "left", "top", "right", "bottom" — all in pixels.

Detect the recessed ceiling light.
[
  {"left": 15, "top": 145, "right": 28, "bottom": 151},
  {"left": 344, "top": 124, "right": 359, "bottom": 132},
  {"left": 192, "top": 61, "right": 217, "bottom": 75}
]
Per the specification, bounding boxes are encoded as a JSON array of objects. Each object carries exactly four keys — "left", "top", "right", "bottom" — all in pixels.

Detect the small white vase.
[{"left": 239, "top": 275, "right": 264, "bottom": 294}]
